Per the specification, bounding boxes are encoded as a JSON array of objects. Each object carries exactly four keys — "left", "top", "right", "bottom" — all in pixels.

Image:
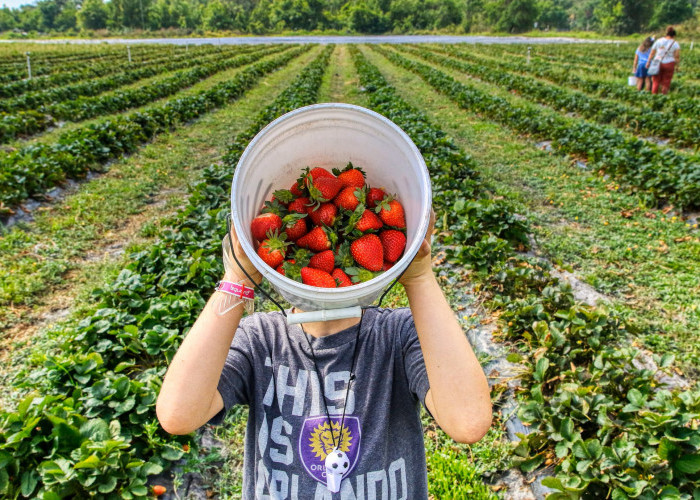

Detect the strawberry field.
[{"left": 0, "top": 41, "right": 698, "bottom": 499}]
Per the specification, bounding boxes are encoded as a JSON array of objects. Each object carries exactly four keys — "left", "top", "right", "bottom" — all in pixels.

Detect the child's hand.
[
  {"left": 399, "top": 209, "right": 435, "bottom": 288},
  {"left": 223, "top": 226, "right": 263, "bottom": 285}
]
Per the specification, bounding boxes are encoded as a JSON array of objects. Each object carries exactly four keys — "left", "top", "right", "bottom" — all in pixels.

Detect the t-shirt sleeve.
[
  {"left": 398, "top": 310, "right": 430, "bottom": 409},
  {"left": 206, "top": 322, "right": 255, "bottom": 426}
]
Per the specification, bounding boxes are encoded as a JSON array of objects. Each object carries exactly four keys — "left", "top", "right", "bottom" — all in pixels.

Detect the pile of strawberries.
[{"left": 249, "top": 163, "right": 407, "bottom": 288}]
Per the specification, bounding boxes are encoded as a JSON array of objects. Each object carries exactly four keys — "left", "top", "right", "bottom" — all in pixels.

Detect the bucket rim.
[{"left": 231, "top": 102, "right": 432, "bottom": 298}]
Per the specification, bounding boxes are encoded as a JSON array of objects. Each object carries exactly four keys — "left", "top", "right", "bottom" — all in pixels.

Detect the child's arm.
[
  {"left": 156, "top": 228, "right": 261, "bottom": 435},
  {"left": 400, "top": 211, "right": 492, "bottom": 444},
  {"left": 646, "top": 48, "right": 656, "bottom": 67}
]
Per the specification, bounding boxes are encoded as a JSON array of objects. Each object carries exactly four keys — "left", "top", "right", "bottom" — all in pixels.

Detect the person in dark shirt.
[{"left": 156, "top": 211, "right": 492, "bottom": 499}]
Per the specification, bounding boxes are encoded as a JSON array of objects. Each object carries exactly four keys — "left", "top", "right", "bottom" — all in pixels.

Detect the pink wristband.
[{"left": 215, "top": 281, "right": 255, "bottom": 300}]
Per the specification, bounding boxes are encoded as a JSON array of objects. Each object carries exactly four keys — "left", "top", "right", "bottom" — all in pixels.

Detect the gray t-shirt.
[{"left": 208, "top": 307, "right": 430, "bottom": 499}]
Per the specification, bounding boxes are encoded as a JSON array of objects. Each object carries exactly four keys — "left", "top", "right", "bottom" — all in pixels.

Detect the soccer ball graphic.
[{"left": 324, "top": 449, "right": 350, "bottom": 493}]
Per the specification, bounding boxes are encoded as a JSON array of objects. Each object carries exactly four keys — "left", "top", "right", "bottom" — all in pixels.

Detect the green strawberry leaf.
[{"left": 273, "top": 189, "right": 294, "bottom": 203}]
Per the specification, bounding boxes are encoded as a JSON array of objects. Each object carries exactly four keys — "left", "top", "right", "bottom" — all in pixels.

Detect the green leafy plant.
[{"left": 0, "top": 45, "right": 333, "bottom": 498}]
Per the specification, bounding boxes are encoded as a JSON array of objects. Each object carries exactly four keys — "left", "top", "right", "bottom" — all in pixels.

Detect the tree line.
[{"left": 0, "top": 0, "right": 698, "bottom": 36}]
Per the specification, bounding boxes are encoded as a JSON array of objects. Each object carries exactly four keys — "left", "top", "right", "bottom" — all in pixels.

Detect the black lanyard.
[{"left": 300, "top": 309, "right": 366, "bottom": 449}]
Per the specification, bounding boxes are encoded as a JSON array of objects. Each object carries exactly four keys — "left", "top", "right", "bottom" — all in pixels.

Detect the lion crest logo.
[{"left": 299, "top": 416, "right": 361, "bottom": 485}]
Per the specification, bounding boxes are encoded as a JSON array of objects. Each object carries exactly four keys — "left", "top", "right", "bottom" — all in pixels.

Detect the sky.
[{"left": 2, "top": 0, "right": 38, "bottom": 9}]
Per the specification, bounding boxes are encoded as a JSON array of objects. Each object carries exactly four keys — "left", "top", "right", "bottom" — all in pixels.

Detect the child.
[
  {"left": 156, "top": 210, "right": 492, "bottom": 499},
  {"left": 632, "top": 36, "right": 653, "bottom": 91}
]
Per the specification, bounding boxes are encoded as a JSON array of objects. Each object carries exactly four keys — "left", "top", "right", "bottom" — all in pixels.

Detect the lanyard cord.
[{"left": 301, "top": 309, "right": 365, "bottom": 450}]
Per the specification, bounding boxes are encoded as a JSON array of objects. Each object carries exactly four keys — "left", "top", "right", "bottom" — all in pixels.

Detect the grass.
[
  {"left": 360, "top": 44, "right": 700, "bottom": 377},
  {"left": 0, "top": 46, "right": 321, "bottom": 334},
  {"left": 210, "top": 407, "right": 249, "bottom": 498},
  {"left": 318, "top": 44, "right": 369, "bottom": 106}
]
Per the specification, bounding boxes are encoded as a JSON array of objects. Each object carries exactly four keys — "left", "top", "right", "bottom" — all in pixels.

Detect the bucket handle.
[{"left": 286, "top": 307, "right": 363, "bottom": 325}]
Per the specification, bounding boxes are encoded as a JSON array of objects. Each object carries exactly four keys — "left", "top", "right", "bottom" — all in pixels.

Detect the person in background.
[
  {"left": 632, "top": 36, "right": 654, "bottom": 91},
  {"left": 647, "top": 26, "right": 681, "bottom": 95}
]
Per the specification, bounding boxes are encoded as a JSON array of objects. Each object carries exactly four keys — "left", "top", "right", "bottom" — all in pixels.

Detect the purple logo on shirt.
[{"left": 298, "top": 415, "right": 361, "bottom": 486}]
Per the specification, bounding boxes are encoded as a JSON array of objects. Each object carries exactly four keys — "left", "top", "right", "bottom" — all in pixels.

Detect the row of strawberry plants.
[
  {"left": 0, "top": 45, "right": 284, "bottom": 144},
  {"left": 0, "top": 47, "right": 131, "bottom": 70},
  {"left": 0, "top": 44, "right": 163, "bottom": 65},
  {"left": 0, "top": 45, "right": 222, "bottom": 98},
  {"left": 0, "top": 110, "right": 52, "bottom": 145},
  {"left": 0, "top": 44, "right": 173, "bottom": 85},
  {"left": 444, "top": 44, "right": 698, "bottom": 120},
  {"left": 0, "top": 45, "right": 307, "bottom": 210},
  {"left": 352, "top": 45, "right": 700, "bottom": 500},
  {"left": 0, "top": 44, "right": 251, "bottom": 113},
  {"left": 0, "top": 45, "right": 332, "bottom": 499},
  {"left": 0, "top": 45, "right": 175, "bottom": 86},
  {"left": 375, "top": 45, "right": 700, "bottom": 210},
  {"left": 402, "top": 45, "right": 698, "bottom": 148}
]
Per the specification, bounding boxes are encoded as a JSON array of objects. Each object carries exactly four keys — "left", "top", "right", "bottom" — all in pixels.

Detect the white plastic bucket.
[
  {"left": 231, "top": 103, "right": 432, "bottom": 323},
  {"left": 628, "top": 75, "right": 638, "bottom": 86}
]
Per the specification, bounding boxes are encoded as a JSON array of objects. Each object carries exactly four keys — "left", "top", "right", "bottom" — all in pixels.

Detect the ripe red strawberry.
[
  {"left": 355, "top": 209, "right": 383, "bottom": 232},
  {"left": 379, "top": 229, "right": 406, "bottom": 263},
  {"left": 376, "top": 195, "right": 406, "bottom": 229},
  {"left": 308, "top": 176, "right": 343, "bottom": 203},
  {"left": 251, "top": 213, "right": 282, "bottom": 242},
  {"left": 288, "top": 197, "right": 311, "bottom": 214},
  {"left": 290, "top": 181, "right": 304, "bottom": 197},
  {"left": 296, "top": 226, "right": 335, "bottom": 252},
  {"left": 283, "top": 213, "right": 308, "bottom": 241},
  {"left": 308, "top": 202, "right": 337, "bottom": 227},
  {"left": 335, "top": 165, "right": 366, "bottom": 188},
  {"left": 301, "top": 267, "right": 337, "bottom": 288},
  {"left": 332, "top": 268, "right": 353, "bottom": 287},
  {"left": 299, "top": 167, "right": 335, "bottom": 194},
  {"left": 309, "top": 250, "right": 335, "bottom": 274},
  {"left": 366, "top": 187, "right": 386, "bottom": 209},
  {"left": 382, "top": 261, "right": 394, "bottom": 271},
  {"left": 308, "top": 167, "right": 335, "bottom": 181},
  {"left": 257, "top": 231, "right": 289, "bottom": 269},
  {"left": 334, "top": 186, "right": 365, "bottom": 211},
  {"left": 350, "top": 234, "right": 383, "bottom": 271}
]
